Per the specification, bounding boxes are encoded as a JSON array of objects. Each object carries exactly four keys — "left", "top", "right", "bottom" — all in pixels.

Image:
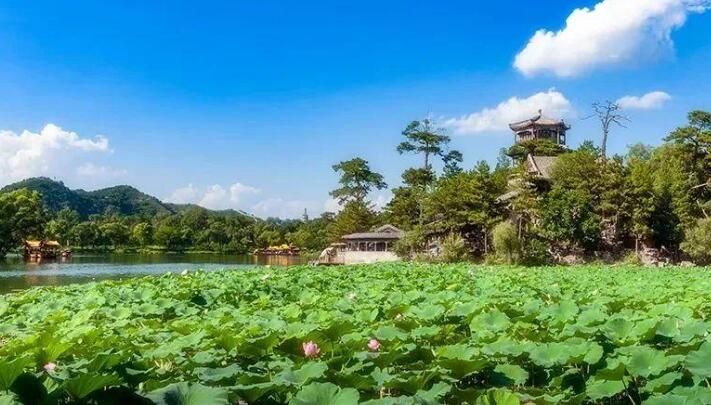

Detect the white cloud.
[
  {"left": 444, "top": 89, "right": 572, "bottom": 135},
  {"left": 167, "top": 184, "right": 200, "bottom": 204},
  {"left": 252, "top": 198, "right": 312, "bottom": 219},
  {"left": 323, "top": 198, "right": 342, "bottom": 213},
  {"left": 616, "top": 91, "right": 672, "bottom": 109},
  {"left": 229, "top": 183, "right": 260, "bottom": 203},
  {"left": 76, "top": 163, "right": 127, "bottom": 178},
  {"left": 372, "top": 194, "right": 392, "bottom": 211},
  {"left": 514, "top": 0, "right": 710, "bottom": 77},
  {"left": 167, "top": 182, "right": 260, "bottom": 210},
  {"left": 323, "top": 194, "right": 391, "bottom": 214},
  {"left": 0, "top": 123, "right": 113, "bottom": 186}
]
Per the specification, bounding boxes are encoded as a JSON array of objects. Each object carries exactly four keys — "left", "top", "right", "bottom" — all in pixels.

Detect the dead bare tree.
[{"left": 587, "top": 101, "right": 630, "bottom": 157}]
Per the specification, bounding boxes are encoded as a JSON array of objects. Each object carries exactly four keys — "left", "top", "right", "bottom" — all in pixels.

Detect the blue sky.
[{"left": 0, "top": 0, "right": 710, "bottom": 217}]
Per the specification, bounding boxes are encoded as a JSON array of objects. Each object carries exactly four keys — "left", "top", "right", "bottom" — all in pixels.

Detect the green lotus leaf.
[
  {"left": 146, "top": 382, "right": 229, "bottom": 405},
  {"left": 625, "top": 346, "right": 680, "bottom": 378},
  {"left": 0, "top": 393, "right": 21, "bottom": 405},
  {"left": 685, "top": 340, "right": 711, "bottom": 377},
  {"left": 474, "top": 389, "right": 520, "bottom": 405},
  {"left": 274, "top": 362, "right": 327, "bottom": 386},
  {"left": 470, "top": 310, "right": 511, "bottom": 334},
  {"left": 644, "top": 394, "right": 693, "bottom": 405},
  {"left": 667, "top": 386, "right": 711, "bottom": 404},
  {"left": 408, "top": 304, "right": 445, "bottom": 321},
  {"left": 493, "top": 364, "right": 528, "bottom": 385},
  {"left": 436, "top": 344, "right": 478, "bottom": 360},
  {"left": 0, "top": 357, "right": 31, "bottom": 391},
  {"left": 289, "top": 382, "right": 359, "bottom": 405},
  {"left": 374, "top": 325, "right": 407, "bottom": 341},
  {"left": 410, "top": 325, "right": 440, "bottom": 339},
  {"left": 62, "top": 373, "right": 121, "bottom": 399},
  {"left": 540, "top": 300, "right": 578, "bottom": 325},
  {"left": 413, "top": 382, "right": 451, "bottom": 404},
  {"left": 655, "top": 318, "right": 681, "bottom": 338},
  {"left": 194, "top": 364, "right": 242, "bottom": 382},
  {"left": 482, "top": 338, "right": 527, "bottom": 357},
  {"left": 585, "top": 379, "right": 625, "bottom": 401},
  {"left": 642, "top": 372, "right": 682, "bottom": 393},
  {"left": 370, "top": 368, "right": 397, "bottom": 389}
]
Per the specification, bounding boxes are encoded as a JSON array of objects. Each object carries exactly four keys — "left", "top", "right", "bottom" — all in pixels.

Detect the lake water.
[{"left": 0, "top": 253, "right": 307, "bottom": 293}]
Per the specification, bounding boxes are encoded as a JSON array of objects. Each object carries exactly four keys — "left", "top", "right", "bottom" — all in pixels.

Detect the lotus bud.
[
  {"left": 367, "top": 339, "right": 381, "bottom": 352},
  {"left": 302, "top": 341, "right": 320, "bottom": 358}
]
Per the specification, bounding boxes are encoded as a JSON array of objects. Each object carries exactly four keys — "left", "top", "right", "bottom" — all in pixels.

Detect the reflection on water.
[{"left": 0, "top": 253, "right": 307, "bottom": 293}]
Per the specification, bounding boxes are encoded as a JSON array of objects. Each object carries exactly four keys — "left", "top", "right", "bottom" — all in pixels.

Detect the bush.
[
  {"left": 492, "top": 221, "right": 520, "bottom": 264},
  {"left": 438, "top": 233, "right": 470, "bottom": 263},
  {"left": 681, "top": 217, "right": 711, "bottom": 264},
  {"left": 393, "top": 225, "right": 427, "bottom": 259}
]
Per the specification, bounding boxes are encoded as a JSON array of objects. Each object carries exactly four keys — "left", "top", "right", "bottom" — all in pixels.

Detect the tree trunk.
[{"left": 483, "top": 229, "right": 488, "bottom": 255}]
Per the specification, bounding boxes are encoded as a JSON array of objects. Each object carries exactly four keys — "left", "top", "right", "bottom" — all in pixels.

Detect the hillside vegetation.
[{"left": 2, "top": 178, "right": 190, "bottom": 218}]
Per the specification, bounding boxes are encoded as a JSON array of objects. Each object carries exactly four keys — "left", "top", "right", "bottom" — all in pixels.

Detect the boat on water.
[
  {"left": 253, "top": 244, "right": 301, "bottom": 256},
  {"left": 23, "top": 240, "right": 72, "bottom": 261}
]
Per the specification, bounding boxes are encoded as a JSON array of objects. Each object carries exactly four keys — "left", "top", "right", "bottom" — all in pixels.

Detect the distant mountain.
[{"left": 1, "top": 177, "right": 226, "bottom": 218}]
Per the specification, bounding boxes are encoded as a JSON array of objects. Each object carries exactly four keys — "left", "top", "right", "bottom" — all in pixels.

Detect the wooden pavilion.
[
  {"left": 24, "top": 240, "right": 63, "bottom": 260},
  {"left": 509, "top": 109, "right": 569, "bottom": 146}
]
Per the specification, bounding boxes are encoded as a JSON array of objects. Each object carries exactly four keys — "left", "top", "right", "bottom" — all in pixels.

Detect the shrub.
[
  {"left": 681, "top": 217, "right": 711, "bottom": 264},
  {"left": 438, "top": 233, "right": 470, "bottom": 263},
  {"left": 492, "top": 221, "right": 520, "bottom": 264},
  {"left": 393, "top": 225, "right": 427, "bottom": 259}
]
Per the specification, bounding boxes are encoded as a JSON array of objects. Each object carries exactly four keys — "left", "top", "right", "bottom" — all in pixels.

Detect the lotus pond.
[{"left": 0, "top": 264, "right": 710, "bottom": 404}]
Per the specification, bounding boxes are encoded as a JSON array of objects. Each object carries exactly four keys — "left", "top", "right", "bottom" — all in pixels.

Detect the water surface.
[{"left": 0, "top": 253, "right": 306, "bottom": 293}]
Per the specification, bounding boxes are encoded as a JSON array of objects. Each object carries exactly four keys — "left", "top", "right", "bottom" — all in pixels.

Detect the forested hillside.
[{"left": 2, "top": 178, "right": 174, "bottom": 218}]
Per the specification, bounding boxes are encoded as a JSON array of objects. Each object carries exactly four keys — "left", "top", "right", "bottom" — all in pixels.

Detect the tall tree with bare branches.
[{"left": 589, "top": 101, "right": 629, "bottom": 157}]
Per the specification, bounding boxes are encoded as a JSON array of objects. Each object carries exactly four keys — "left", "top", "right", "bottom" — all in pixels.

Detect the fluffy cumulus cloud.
[
  {"left": 444, "top": 89, "right": 572, "bottom": 135},
  {"left": 167, "top": 182, "right": 260, "bottom": 210},
  {"left": 616, "top": 91, "right": 672, "bottom": 109},
  {"left": 514, "top": 0, "right": 711, "bottom": 77},
  {"left": 76, "top": 163, "right": 127, "bottom": 178},
  {"left": 0, "top": 123, "right": 119, "bottom": 186},
  {"left": 252, "top": 198, "right": 313, "bottom": 219},
  {"left": 323, "top": 198, "right": 342, "bottom": 213},
  {"left": 323, "top": 194, "right": 391, "bottom": 214}
]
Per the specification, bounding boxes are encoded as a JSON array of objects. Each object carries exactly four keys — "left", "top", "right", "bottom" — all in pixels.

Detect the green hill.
[{"left": 2, "top": 178, "right": 175, "bottom": 218}]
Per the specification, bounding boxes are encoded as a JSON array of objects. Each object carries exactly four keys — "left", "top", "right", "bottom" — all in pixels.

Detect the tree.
[
  {"left": 46, "top": 207, "right": 81, "bottom": 246},
  {"left": 72, "top": 222, "right": 101, "bottom": 248},
  {"left": 422, "top": 163, "right": 505, "bottom": 255},
  {"left": 681, "top": 217, "right": 711, "bottom": 264},
  {"left": 154, "top": 222, "right": 185, "bottom": 251},
  {"left": 492, "top": 221, "right": 520, "bottom": 264},
  {"left": 131, "top": 222, "right": 153, "bottom": 247},
  {"left": 506, "top": 139, "right": 566, "bottom": 161},
  {"left": 326, "top": 200, "right": 377, "bottom": 242},
  {"left": 0, "top": 189, "right": 47, "bottom": 257},
  {"left": 100, "top": 222, "right": 130, "bottom": 248},
  {"left": 625, "top": 145, "right": 656, "bottom": 252},
  {"left": 588, "top": 101, "right": 629, "bottom": 157},
  {"left": 397, "top": 118, "right": 461, "bottom": 172},
  {"left": 329, "top": 158, "right": 387, "bottom": 204}
]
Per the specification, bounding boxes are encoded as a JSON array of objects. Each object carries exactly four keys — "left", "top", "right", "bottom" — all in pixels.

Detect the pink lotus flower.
[
  {"left": 367, "top": 338, "right": 381, "bottom": 352},
  {"left": 302, "top": 341, "right": 320, "bottom": 358},
  {"left": 43, "top": 362, "right": 57, "bottom": 372}
]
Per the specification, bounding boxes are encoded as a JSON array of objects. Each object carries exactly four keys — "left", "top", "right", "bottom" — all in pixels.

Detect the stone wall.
[{"left": 343, "top": 251, "right": 400, "bottom": 265}]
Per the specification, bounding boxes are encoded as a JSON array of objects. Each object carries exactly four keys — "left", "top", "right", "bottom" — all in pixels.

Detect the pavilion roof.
[
  {"left": 527, "top": 154, "right": 558, "bottom": 180},
  {"left": 509, "top": 111, "right": 568, "bottom": 131},
  {"left": 341, "top": 224, "right": 404, "bottom": 241}
]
